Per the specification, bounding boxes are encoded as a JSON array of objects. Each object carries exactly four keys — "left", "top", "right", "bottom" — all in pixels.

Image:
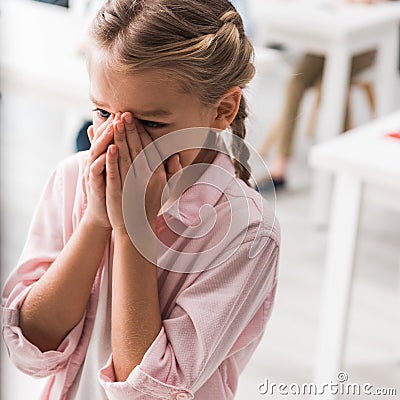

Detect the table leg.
[
  {"left": 310, "top": 44, "right": 351, "bottom": 227},
  {"left": 312, "top": 174, "right": 363, "bottom": 400},
  {"left": 375, "top": 22, "right": 399, "bottom": 117},
  {"left": 398, "top": 257, "right": 400, "bottom": 363}
]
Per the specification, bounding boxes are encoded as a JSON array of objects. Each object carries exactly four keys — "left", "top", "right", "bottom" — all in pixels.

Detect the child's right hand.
[{"left": 83, "top": 115, "right": 114, "bottom": 231}]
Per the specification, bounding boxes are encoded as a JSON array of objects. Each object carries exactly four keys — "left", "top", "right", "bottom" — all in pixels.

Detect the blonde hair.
[{"left": 89, "top": 0, "right": 255, "bottom": 185}]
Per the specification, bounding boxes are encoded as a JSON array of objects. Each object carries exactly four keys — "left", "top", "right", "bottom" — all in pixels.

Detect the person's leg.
[
  {"left": 271, "top": 54, "right": 325, "bottom": 180},
  {"left": 259, "top": 54, "right": 324, "bottom": 159},
  {"left": 258, "top": 50, "right": 376, "bottom": 192}
]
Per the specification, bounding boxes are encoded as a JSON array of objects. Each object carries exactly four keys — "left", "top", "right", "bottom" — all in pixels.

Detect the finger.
[
  {"left": 122, "top": 112, "right": 143, "bottom": 160},
  {"left": 87, "top": 124, "right": 114, "bottom": 168},
  {"left": 135, "top": 119, "right": 152, "bottom": 148},
  {"left": 113, "top": 116, "right": 132, "bottom": 181},
  {"left": 166, "top": 153, "right": 182, "bottom": 181},
  {"left": 106, "top": 145, "right": 121, "bottom": 191},
  {"left": 87, "top": 125, "right": 95, "bottom": 144},
  {"left": 90, "top": 153, "right": 107, "bottom": 177},
  {"left": 93, "top": 114, "right": 113, "bottom": 142},
  {"left": 90, "top": 124, "right": 114, "bottom": 162},
  {"left": 85, "top": 124, "right": 114, "bottom": 183},
  {"left": 89, "top": 153, "right": 107, "bottom": 190},
  {"left": 135, "top": 119, "right": 163, "bottom": 173}
]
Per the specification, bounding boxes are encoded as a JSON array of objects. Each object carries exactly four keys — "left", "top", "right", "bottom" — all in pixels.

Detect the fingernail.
[
  {"left": 116, "top": 122, "right": 124, "bottom": 133},
  {"left": 112, "top": 114, "right": 120, "bottom": 125},
  {"left": 125, "top": 113, "right": 133, "bottom": 124}
]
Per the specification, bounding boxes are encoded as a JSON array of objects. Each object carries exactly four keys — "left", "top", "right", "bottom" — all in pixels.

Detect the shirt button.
[{"left": 176, "top": 393, "right": 190, "bottom": 400}]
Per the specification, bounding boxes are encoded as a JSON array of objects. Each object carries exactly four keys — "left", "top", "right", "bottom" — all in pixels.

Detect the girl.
[{"left": 1, "top": 1, "right": 280, "bottom": 399}]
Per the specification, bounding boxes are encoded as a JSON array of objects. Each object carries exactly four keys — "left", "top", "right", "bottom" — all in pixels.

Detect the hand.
[
  {"left": 105, "top": 112, "right": 182, "bottom": 235},
  {"left": 82, "top": 115, "right": 114, "bottom": 231}
]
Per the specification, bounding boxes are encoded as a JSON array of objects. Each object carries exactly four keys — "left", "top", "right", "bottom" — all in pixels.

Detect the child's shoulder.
[
  {"left": 224, "top": 179, "right": 281, "bottom": 248},
  {"left": 45, "top": 151, "right": 90, "bottom": 203},
  {"left": 53, "top": 150, "right": 89, "bottom": 183},
  {"left": 57, "top": 150, "right": 89, "bottom": 173}
]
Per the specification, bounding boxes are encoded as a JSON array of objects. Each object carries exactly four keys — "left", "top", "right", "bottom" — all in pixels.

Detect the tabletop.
[
  {"left": 309, "top": 111, "right": 400, "bottom": 188},
  {"left": 249, "top": 0, "right": 400, "bottom": 42}
]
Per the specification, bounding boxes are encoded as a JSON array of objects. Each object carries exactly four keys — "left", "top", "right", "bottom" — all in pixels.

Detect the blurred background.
[{"left": 1, "top": 0, "right": 399, "bottom": 399}]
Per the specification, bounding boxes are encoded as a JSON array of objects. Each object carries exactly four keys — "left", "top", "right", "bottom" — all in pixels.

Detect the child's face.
[{"left": 88, "top": 54, "right": 219, "bottom": 167}]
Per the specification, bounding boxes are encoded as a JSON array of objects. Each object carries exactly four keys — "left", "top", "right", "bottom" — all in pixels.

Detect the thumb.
[{"left": 87, "top": 125, "right": 95, "bottom": 144}]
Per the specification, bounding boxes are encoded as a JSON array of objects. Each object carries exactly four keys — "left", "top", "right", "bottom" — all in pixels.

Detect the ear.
[
  {"left": 211, "top": 86, "right": 242, "bottom": 130},
  {"left": 87, "top": 125, "right": 95, "bottom": 143}
]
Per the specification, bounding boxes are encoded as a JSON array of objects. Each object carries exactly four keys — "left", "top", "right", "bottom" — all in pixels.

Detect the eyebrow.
[{"left": 89, "top": 94, "right": 173, "bottom": 118}]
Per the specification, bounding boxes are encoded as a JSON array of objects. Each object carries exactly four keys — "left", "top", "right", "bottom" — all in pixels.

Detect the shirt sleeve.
[
  {"left": 99, "top": 230, "right": 280, "bottom": 400},
  {"left": 1, "top": 156, "right": 85, "bottom": 378}
]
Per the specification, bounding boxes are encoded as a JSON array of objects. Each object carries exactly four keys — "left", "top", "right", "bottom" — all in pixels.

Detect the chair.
[
  {"left": 258, "top": 71, "right": 377, "bottom": 157},
  {"left": 306, "top": 77, "right": 376, "bottom": 138}
]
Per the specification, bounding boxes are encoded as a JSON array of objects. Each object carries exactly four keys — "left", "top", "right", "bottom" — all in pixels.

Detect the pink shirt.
[{"left": 1, "top": 148, "right": 280, "bottom": 400}]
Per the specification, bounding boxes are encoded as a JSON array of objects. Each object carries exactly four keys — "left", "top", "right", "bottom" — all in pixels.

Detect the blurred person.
[{"left": 257, "top": 0, "right": 393, "bottom": 191}]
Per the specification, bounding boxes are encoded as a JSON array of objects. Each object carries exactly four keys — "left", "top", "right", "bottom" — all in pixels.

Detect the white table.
[
  {"left": 308, "top": 111, "right": 400, "bottom": 400},
  {"left": 249, "top": 0, "right": 400, "bottom": 225}
]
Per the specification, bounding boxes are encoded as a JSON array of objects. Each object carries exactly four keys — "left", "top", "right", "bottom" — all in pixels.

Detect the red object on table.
[{"left": 386, "top": 132, "right": 400, "bottom": 140}]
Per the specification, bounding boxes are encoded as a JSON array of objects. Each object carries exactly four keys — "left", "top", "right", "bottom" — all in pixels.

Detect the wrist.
[
  {"left": 80, "top": 214, "right": 113, "bottom": 237},
  {"left": 113, "top": 225, "right": 157, "bottom": 250},
  {"left": 113, "top": 225, "right": 130, "bottom": 239}
]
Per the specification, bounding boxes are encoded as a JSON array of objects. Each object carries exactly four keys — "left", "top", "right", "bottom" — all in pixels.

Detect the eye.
[
  {"left": 92, "top": 108, "right": 111, "bottom": 119},
  {"left": 140, "top": 120, "right": 167, "bottom": 129}
]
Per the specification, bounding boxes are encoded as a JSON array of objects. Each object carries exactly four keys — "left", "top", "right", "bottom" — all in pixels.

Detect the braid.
[
  {"left": 219, "top": 9, "right": 245, "bottom": 38},
  {"left": 230, "top": 95, "right": 252, "bottom": 187}
]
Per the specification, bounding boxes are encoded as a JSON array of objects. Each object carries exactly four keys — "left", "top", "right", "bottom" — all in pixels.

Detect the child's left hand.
[{"left": 105, "top": 112, "right": 182, "bottom": 236}]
